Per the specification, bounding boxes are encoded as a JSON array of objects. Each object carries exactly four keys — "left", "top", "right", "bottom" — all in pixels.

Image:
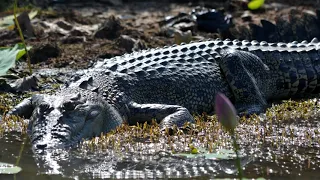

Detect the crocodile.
[{"left": 7, "top": 38, "right": 320, "bottom": 151}]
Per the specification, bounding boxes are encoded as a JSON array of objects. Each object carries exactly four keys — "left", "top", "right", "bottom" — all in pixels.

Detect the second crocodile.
[{"left": 8, "top": 38, "right": 320, "bottom": 151}]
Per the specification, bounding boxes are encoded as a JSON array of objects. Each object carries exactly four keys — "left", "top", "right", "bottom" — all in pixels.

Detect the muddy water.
[{"left": 0, "top": 118, "right": 319, "bottom": 180}]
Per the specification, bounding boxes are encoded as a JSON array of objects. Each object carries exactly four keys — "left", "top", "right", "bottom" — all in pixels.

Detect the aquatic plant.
[
  {"left": 13, "top": 0, "right": 32, "bottom": 74},
  {"left": 215, "top": 93, "right": 243, "bottom": 179}
]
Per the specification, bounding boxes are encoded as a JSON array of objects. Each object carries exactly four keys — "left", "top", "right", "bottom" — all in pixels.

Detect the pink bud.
[{"left": 215, "top": 93, "right": 238, "bottom": 132}]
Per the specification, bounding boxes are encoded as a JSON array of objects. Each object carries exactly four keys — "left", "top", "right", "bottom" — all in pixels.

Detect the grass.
[
  {"left": 77, "top": 98, "right": 319, "bottom": 178},
  {"left": 1, "top": 96, "right": 319, "bottom": 149},
  {"left": 77, "top": 98, "right": 320, "bottom": 149}
]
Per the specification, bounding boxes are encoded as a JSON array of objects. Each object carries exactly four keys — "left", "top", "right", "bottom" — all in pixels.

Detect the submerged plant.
[{"left": 215, "top": 93, "right": 243, "bottom": 179}]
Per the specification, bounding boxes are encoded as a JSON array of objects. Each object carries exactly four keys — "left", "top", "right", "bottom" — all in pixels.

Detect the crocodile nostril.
[{"left": 36, "top": 143, "right": 47, "bottom": 149}]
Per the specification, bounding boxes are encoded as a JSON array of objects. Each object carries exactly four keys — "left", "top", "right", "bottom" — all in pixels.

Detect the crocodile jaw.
[{"left": 28, "top": 94, "right": 122, "bottom": 152}]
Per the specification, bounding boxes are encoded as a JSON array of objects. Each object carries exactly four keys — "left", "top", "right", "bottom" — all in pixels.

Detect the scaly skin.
[{"left": 8, "top": 38, "right": 320, "bottom": 151}]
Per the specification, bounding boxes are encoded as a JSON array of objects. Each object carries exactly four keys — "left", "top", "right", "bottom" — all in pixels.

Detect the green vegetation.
[
  {"left": 78, "top": 97, "right": 320, "bottom": 152},
  {"left": 13, "top": 0, "right": 32, "bottom": 74},
  {"left": 215, "top": 93, "right": 243, "bottom": 179},
  {"left": 248, "top": 0, "right": 265, "bottom": 10},
  {"left": 0, "top": 162, "right": 21, "bottom": 174},
  {"left": 0, "top": 44, "right": 31, "bottom": 75},
  {"left": 0, "top": 0, "right": 15, "bottom": 12},
  {"left": 0, "top": 0, "right": 33, "bottom": 12}
]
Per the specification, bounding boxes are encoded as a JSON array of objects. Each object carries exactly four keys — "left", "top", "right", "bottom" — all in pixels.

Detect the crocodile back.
[
  {"left": 93, "top": 41, "right": 232, "bottom": 113},
  {"left": 72, "top": 39, "right": 320, "bottom": 113}
]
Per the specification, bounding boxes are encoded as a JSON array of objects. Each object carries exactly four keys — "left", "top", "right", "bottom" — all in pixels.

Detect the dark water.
[
  {"left": 0, "top": 133, "right": 241, "bottom": 180},
  {"left": 0, "top": 117, "right": 319, "bottom": 180}
]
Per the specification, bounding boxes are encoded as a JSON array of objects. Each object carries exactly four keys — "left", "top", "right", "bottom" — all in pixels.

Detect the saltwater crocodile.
[{"left": 8, "top": 38, "right": 320, "bottom": 150}]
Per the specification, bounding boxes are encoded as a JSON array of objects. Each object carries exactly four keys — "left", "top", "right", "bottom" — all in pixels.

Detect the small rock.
[
  {"left": 0, "top": 30, "right": 17, "bottom": 40},
  {"left": 303, "top": 9, "right": 317, "bottom": 16},
  {"left": 174, "top": 30, "right": 192, "bottom": 45},
  {"left": 70, "top": 29, "right": 86, "bottom": 36},
  {"left": 94, "top": 15, "right": 123, "bottom": 39},
  {"left": 16, "top": 11, "right": 35, "bottom": 38},
  {"left": 61, "top": 36, "right": 86, "bottom": 44},
  {"left": 241, "top": 11, "right": 252, "bottom": 22},
  {"left": 195, "top": 8, "right": 232, "bottom": 32},
  {"left": 173, "top": 22, "right": 196, "bottom": 32},
  {"left": 160, "top": 27, "right": 180, "bottom": 38},
  {"left": 55, "top": 20, "right": 73, "bottom": 31},
  {"left": 132, "top": 40, "right": 147, "bottom": 52},
  {"left": 229, "top": 0, "right": 249, "bottom": 10},
  {"left": 117, "top": 35, "right": 146, "bottom": 53},
  {"left": 264, "top": 2, "right": 290, "bottom": 11},
  {"left": 30, "top": 43, "right": 60, "bottom": 64},
  {"left": 117, "top": 35, "right": 136, "bottom": 52}
]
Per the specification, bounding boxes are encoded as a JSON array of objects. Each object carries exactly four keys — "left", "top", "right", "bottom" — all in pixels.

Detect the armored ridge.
[
  {"left": 94, "top": 38, "right": 320, "bottom": 110},
  {"left": 8, "top": 38, "right": 320, "bottom": 150}
]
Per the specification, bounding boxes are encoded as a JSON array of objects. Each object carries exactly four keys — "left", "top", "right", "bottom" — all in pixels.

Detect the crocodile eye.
[
  {"left": 37, "top": 103, "right": 51, "bottom": 115},
  {"left": 39, "top": 103, "right": 50, "bottom": 111},
  {"left": 86, "top": 110, "right": 100, "bottom": 120}
]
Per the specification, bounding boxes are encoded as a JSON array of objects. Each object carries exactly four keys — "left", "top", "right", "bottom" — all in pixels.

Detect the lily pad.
[
  {"left": 0, "top": 162, "right": 22, "bottom": 174},
  {"left": 0, "top": 44, "right": 31, "bottom": 75}
]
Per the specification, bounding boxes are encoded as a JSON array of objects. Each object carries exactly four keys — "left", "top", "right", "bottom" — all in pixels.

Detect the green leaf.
[
  {"left": 0, "top": 10, "right": 38, "bottom": 30},
  {"left": 28, "top": 10, "right": 38, "bottom": 19},
  {"left": 191, "top": 147, "right": 198, "bottom": 154},
  {"left": 248, "top": 0, "right": 265, "bottom": 10},
  {"left": 0, "top": 44, "right": 31, "bottom": 75},
  {"left": 0, "top": 162, "right": 22, "bottom": 174},
  {"left": 15, "top": 44, "right": 32, "bottom": 60},
  {"left": 0, "top": 14, "right": 17, "bottom": 28}
]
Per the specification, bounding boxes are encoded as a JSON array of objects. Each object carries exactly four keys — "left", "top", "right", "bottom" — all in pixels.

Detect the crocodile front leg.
[
  {"left": 127, "top": 102, "right": 195, "bottom": 130},
  {"left": 219, "top": 50, "right": 270, "bottom": 114},
  {"left": 7, "top": 95, "right": 44, "bottom": 118}
]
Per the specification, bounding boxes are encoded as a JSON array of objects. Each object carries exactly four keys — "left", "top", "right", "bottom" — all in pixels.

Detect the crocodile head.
[{"left": 10, "top": 93, "right": 123, "bottom": 152}]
